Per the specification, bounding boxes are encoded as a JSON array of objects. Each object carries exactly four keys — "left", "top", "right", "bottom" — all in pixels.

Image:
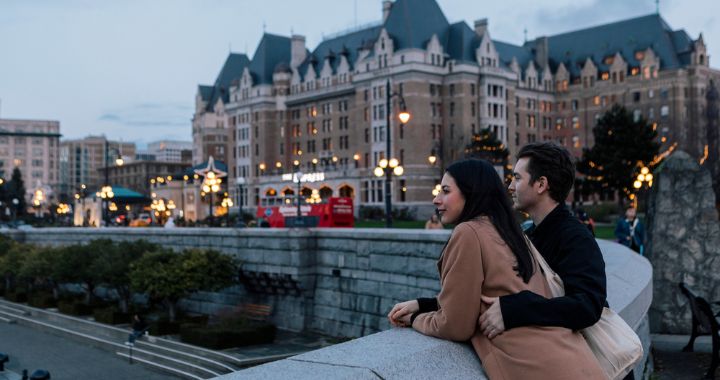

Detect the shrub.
[
  {"left": 28, "top": 292, "right": 57, "bottom": 308},
  {"left": 359, "top": 206, "right": 384, "bottom": 220},
  {"left": 392, "top": 207, "right": 416, "bottom": 221},
  {"left": 93, "top": 306, "right": 131, "bottom": 325},
  {"left": 130, "top": 248, "right": 237, "bottom": 322},
  {"left": 179, "top": 320, "right": 276, "bottom": 349},
  {"left": 5, "top": 289, "right": 28, "bottom": 303},
  {"left": 583, "top": 203, "right": 621, "bottom": 223},
  {"left": 58, "top": 300, "right": 93, "bottom": 316}
]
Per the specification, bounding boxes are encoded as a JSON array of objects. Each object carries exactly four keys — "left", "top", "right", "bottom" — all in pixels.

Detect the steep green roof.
[
  {"left": 311, "top": 25, "right": 382, "bottom": 75},
  {"left": 545, "top": 14, "right": 690, "bottom": 75},
  {"left": 204, "top": 53, "right": 250, "bottom": 111},
  {"left": 384, "top": 0, "right": 449, "bottom": 50},
  {"left": 249, "top": 33, "right": 292, "bottom": 85},
  {"left": 198, "top": 85, "right": 214, "bottom": 102},
  {"left": 445, "top": 22, "right": 479, "bottom": 64}
]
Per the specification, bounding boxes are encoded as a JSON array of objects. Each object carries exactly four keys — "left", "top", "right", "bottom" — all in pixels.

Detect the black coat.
[{"left": 499, "top": 204, "right": 607, "bottom": 331}]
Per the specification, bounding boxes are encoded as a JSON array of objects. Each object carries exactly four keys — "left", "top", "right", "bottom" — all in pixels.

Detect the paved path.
[{"left": 0, "top": 322, "right": 178, "bottom": 380}]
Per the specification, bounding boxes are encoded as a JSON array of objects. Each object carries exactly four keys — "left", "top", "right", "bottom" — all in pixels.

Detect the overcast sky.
[{"left": 0, "top": 0, "right": 716, "bottom": 148}]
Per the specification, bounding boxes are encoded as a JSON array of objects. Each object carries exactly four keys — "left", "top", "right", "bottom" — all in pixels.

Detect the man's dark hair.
[{"left": 517, "top": 142, "right": 575, "bottom": 204}]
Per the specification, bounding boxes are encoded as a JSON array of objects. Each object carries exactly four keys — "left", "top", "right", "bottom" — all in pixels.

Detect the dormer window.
[
  {"left": 601, "top": 72, "right": 609, "bottom": 81},
  {"left": 635, "top": 51, "right": 645, "bottom": 61},
  {"left": 603, "top": 56, "right": 614, "bottom": 65}
]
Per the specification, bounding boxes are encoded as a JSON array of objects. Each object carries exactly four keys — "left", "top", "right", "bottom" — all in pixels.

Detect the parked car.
[{"left": 130, "top": 213, "right": 153, "bottom": 227}]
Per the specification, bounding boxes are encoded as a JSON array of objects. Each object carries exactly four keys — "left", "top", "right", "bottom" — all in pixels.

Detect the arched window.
[
  {"left": 319, "top": 186, "right": 333, "bottom": 200},
  {"left": 339, "top": 185, "right": 354, "bottom": 198}
]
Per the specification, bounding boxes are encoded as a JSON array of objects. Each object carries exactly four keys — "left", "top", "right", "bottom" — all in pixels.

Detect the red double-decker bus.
[{"left": 256, "top": 197, "right": 354, "bottom": 228}]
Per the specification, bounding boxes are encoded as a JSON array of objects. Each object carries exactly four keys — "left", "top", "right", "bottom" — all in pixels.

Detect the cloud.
[{"left": 97, "top": 102, "right": 192, "bottom": 129}]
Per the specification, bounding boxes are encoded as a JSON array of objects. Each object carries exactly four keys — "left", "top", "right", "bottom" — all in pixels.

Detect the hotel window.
[
  {"left": 572, "top": 116, "right": 580, "bottom": 129},
  {"left": 633, "top": 109, "right": 642, "bottom": 122},
  {"left": 660, "top": 105, "right": 669, "bottom": 118}
]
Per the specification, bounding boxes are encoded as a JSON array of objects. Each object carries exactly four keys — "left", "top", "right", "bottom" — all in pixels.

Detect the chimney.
[
  {"left": 291, "top": 34, "right": 307, "bottom": 69},
  {"left": 534, "top": 36, "right": 549, "bottom": 68},
  {"left": 383, "top": 1, "right": 393, "bottom": 22},
  {"left": 474, "top": 18, "right": 488, "bottom": 36}
]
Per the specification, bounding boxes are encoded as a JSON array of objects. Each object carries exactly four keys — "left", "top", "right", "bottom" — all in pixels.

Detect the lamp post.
[
  {"left": 103, "top": 140, "right": 124, "bottom": 227},
  {"left": 194, "top": 156, "right": 226, "bottom": 226},
  {"left": 32, "top": 188, "right": 45, "bottom": 219},
  {"left": 294, "top": 164, "right": 303, "bottom": 219},
  {"left": 236, "top": 177, "right": 246, "bottom": 227},
  {"left": 379, "top": 79, "right": 411, "bottom": 227},
  {"left": 181, "top": 175, "right": 188, "bottom": 220},
  {"left": 221, "top": 196, "right": 233, "bottom": 227},
  {"left": 632, "top": 166, "right": 653, "bottom": 211}
]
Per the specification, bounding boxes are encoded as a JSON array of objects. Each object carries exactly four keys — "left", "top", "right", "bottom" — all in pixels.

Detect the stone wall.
[
  {"left": 646, "top": 150, "right": 720, "bottom": 333},
  {"left": 4, "top": 226, "right": 654, "bottom": 379},
  {"left": 2, "top": 227, "right": 448, "bottom": 337},
  {"left": 215, "top": 239, "right": 654, "bottom": 380}
]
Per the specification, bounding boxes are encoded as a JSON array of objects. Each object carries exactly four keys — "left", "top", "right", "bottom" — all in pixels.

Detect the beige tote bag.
[{"left": 526, "top": 238, "right": 643, "bottom": 380}]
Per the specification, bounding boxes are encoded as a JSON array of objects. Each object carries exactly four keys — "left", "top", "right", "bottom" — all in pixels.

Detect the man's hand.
[
  {"left": 388, "top": 300, "right": 419, "bottom": 327},
  {"left": 478, "top": 295, "right": 505, "bottom": 339}
]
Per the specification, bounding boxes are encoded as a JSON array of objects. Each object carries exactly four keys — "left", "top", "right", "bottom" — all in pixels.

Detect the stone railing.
[
  {"left": 213, "top": 239, "right": 653, "bottom": 380},
  {"left": 2, "top": 228, "right": 652, "bottom": 379}
]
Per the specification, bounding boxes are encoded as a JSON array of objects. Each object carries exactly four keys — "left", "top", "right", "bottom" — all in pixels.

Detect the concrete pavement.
[{"left": 0, "top": 321, "right": 177, "bottom": 380}]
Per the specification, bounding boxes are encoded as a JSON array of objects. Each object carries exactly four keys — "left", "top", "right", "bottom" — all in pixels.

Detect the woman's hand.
[{"left": 388, "top": 300, "right": 419, "bottom": 327}]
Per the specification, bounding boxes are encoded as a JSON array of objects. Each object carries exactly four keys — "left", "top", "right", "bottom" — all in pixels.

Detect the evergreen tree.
[
  {"left": 578, "top": 105, "right": 660, "bottom": 204},
  {"left": 0, "top": 179, "right": 8, "bottom": 221},
  {"left": 464, "top": 128, "right": 511, "bottom": 182},
  {"left": 8, "top": 168, "right": 27, "bottom": 217}
]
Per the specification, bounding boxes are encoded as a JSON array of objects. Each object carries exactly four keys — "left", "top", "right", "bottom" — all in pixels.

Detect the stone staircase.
[{"left": 0, "top": 299, "right": 285, "bottom": 379}]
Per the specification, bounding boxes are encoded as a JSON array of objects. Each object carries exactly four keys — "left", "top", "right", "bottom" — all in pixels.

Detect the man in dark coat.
[{"left": 478, "top": 142, "right": 607, "bottom": 333}]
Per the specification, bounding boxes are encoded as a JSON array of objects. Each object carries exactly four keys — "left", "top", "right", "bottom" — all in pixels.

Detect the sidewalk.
[{"left": 652, "top": 334, "right": 716, "bottom": 380}]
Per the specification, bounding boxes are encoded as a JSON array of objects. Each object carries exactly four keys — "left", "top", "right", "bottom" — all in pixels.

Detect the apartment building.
[{"left": 0, "top": 118, "right": 61, "bottom": 201}]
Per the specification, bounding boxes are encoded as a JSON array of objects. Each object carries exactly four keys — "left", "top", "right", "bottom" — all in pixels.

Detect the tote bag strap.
[{"left": 524, "top": 235, "right": 566, "bottom": 297}]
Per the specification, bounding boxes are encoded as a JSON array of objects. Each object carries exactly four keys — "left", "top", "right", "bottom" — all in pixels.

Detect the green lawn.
[{"left": 594, "top": 225, "right": 615, "bottom": 240}]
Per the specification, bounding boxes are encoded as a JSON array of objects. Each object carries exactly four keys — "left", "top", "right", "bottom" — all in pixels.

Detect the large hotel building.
[{"left": 193, "top": 0, "right": 719, "bottom": 218}]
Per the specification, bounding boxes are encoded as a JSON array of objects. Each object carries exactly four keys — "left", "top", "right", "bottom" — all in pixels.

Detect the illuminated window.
[
  {"left": 593, "top": 96, "right": 600, "bottom": 105},
  {"left": 603, "top": 56, "right": 614, "bottom": 65},
  {"left": 635, "top": 51, "right": 645, "bottom": 61},
  {"left": 601, "top": 72, "right": 609, "bottom": 81},
  {"left": 631, "top": 67, "right": 640, "bottom": 76},
  {"left": 572, "top": 116, "right": 580, "bottom": 129}
]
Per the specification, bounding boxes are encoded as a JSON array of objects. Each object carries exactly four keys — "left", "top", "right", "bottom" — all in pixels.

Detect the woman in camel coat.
[{"left": 388, "top": 159, "right": 604, "bottom": 380}]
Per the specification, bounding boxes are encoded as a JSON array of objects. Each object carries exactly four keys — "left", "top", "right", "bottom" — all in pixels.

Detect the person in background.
[
  {"left": 128, "top": 314, "right": 149, "bottom": 344},
  {"left": 615, "top": 207, "right": 645, "bottom": 255},
  {"left": 575, "top": 208, "right": 595, "bottom": 236},
  {"left": 424, "top": 213, "right": 443, "bottom": 229}
]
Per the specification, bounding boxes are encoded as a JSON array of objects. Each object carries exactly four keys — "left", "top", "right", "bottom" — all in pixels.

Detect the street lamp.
[
  {"left": 379, "top": 78, "right": 411, "bottom": 228},
  {"left": 32, "top": 188, "right": 45, "bottom": 218},
  {"left": 194, "top": 156, "right": 226, "bottom": 226},
  {"left": 221, "top": 196, "right": 233, "bottom": 226},
  {"left": 236, "top": 177, "right": 246, "bottom": 227},
  {"left": 294, "top": 164, "right": 303, "bottom": 219},
  {"left": 103, "top": 139, "right": 123, "bottom": 227},
  {"left": 632, "top": 166, "right": 653, "bottom": 210}
]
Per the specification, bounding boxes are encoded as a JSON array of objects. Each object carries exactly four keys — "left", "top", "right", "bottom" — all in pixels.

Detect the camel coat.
[{"left": 413, "top": 218, "right": 606, "bottom": 380}]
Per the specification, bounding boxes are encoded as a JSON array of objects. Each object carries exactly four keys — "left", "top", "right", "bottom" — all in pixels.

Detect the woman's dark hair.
[{"left": 446, "top": 158, "right": 534, "bottom": 283}]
